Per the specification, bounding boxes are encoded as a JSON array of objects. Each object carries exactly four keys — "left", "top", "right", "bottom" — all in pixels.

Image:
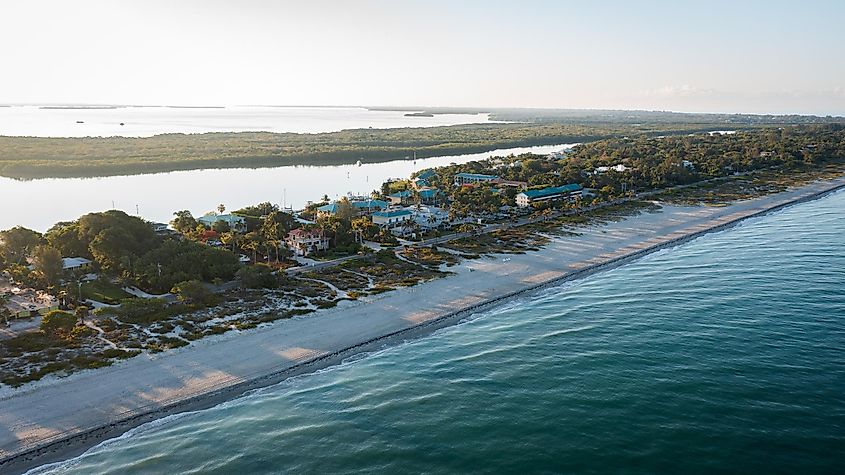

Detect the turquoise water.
[{"left": 34, "top": 191, "right": 845, "bottom": 474}]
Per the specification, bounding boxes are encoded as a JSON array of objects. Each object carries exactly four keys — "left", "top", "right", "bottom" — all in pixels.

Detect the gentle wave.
[{"left": 30, "top": 190, "right": 845, "bottom": 475}]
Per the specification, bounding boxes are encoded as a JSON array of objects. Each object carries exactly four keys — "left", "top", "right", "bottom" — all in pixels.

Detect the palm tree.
[
  {"left": 221, "top": 231, "right": 239, "bottom": 253},
  {"left": 260, "top": 218, "right": 282, "bottom": 262},
  {"left": 217, "top": 203, "right": 226, "bottom": 214},
  {"left": 243, "top": 232, "right": 267, "bottom": 263}
]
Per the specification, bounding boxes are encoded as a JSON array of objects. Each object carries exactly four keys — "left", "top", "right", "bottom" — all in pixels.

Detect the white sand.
[{"left": 1, "top": 176, "right": 843, "bottom": 469}]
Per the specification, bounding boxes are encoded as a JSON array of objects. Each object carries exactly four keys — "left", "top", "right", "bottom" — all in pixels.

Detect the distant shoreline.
[
  {"left": 2, "top": 175, "right": 843, "bottom": 474},
  {"left": 0, "top": 122, "right": 751, "bottom": 180}
]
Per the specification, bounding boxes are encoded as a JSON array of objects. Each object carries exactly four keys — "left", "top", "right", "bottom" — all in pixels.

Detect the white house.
[
  {"left": 285, "top": 228, "right": 330, "bottom": 257},
  {"left": 371, "top": 209, "right": 413, "bottom": 228},
  {"left": 412, "top": 206, "right": 449, "bottom": 230},
  {"left": 62, "top": 257, "right": 92, "bottom": 272},
  {"left": 594, "top": 164, "right": 629, "bottom": 174}
]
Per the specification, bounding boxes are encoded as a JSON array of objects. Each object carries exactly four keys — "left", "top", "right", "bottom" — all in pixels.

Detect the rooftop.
[
  {"left": 455, "top": 172, "right": 498, "bottom": 180},
  {"left": 372, "top": 209, "right": 413, "bottom": 218},
  {"left": 416, "top": 169, "right": 437, "bottom": 180},
  {"left": 520, "top": 184, "right": 582, "bottom": 199},
  {"left": 388, "top": 190, "right": 413, "bottom": 199},
  {"left": 62, "top": 257, "right": 92, "bottom": 269},
  {"left": 288, "top": 228, "right": 325, "bottom": 238},
  {"left": 318, "top": 199, "right": 389, "bottom": 213}
]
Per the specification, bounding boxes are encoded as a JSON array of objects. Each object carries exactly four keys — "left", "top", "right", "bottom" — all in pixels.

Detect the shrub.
[
  {"left": 237, "top": 264, "right": 278, "bottom": 289},
  {"left": 40, "top": 310, "right": 76, "bottom": 337},
  {"left": 171, "top": 280, "right": 217, "bottom": 307},
  {"left": 104, "top": 298, "right": 170, "bottom": 325}
]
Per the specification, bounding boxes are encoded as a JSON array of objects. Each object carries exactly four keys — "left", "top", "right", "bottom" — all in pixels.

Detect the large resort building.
[
  {"left": 454, "top": 172, "right": 498, "bottom": 186},
  {"left": 516, "top": 184, "right": 583, "bottom": 207}
]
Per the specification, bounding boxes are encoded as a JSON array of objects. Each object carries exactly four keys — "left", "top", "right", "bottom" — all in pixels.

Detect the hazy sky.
[{"left": 3, "top": 0, "right": 844, "bottom": 115}]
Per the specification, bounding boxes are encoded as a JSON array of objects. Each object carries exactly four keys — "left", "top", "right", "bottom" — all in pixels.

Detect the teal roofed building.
[
  {"left": 418, "top": 188, "right": 443, "bottom": 204},
  {"left": 413, "top": 177, "right": 430, "bottom": 189},
  {"left": 416, "top": 169, "right": 436, "bottom": 181},
  {"left": 454, "top": 172, "right": 498, "bottom": 186},
  {"left": 516, "top": 184, "right": 583, "bottom": 207},
  {"left": 388, "top": 188, "right": 443, "bottom": 205},
  {"left": 317, "top": 199, "right": 389, "bottom": 217}
]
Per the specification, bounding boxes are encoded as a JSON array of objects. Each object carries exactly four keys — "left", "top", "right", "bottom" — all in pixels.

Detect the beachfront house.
[
  {"left": 285, "top": 228, "right": 330, "bottom": 257},
  {"left": 198, "top": 213, "right": 247, "bottom": 232},
  {"left": 454, "top": 172, "right": 498, "bottom": 187},
  {"left": 372, "top": 209, "right": 413, "bottom": 228},
  {"left": 61, "top": 257, "right": 92, "bottom": 272},
  {"left": 516, "top": 184, "right": 583, "bottom": 207},
  {"left": 412, "top": 206, "right": 449, "bottom": 230}
]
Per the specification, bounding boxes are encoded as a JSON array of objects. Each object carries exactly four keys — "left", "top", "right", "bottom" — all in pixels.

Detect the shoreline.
[{"left": 2, "top": 177, "right": 844, "bottom": 474}]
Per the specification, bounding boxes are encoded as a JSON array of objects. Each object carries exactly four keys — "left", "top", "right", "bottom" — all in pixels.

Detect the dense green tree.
[
  {"left": 0, "top": 226, "right": 43, "bottom": 266},
  {"left": 31, "top": 245, "right": 64, "bottom": 287},
  {"left": 170, "top": 210, "right": 198, "bottom": 234},
  {"left": 44, "top": 222, "right": 88, "bottom": 258},
  {"left": 211, "top": 220, "right": 231, "bottom": 233},
  {"left": 134, "top": 240, "right": 240, "bottom": 292},
  {"left": 335, "top": 197, "right": 357, "bottom": 222}
]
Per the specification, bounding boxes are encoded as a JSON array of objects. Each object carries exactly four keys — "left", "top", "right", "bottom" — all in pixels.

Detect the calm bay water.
[
  {"left": 30, "top": 190, "right": 845, "bottom": 474},
  {"left": 0, "top": 143, "right": 574, "bottom": 232},
  {"left": 0, "top": 106, "right": 496, "bottom": 138}
]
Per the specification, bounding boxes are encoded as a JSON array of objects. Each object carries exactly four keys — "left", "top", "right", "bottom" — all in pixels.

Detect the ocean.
[{"left": 30, "top": 190, "right": 845, "bottom": 474}]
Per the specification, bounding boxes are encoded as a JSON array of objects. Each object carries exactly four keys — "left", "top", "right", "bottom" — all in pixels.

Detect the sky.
[{"left": 2, "top": 0, "right": 844, "bottom": 115}]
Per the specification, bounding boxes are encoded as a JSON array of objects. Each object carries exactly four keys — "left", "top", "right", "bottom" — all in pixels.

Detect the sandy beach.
[{"left": 2, "top": 175, "right": 844, "bottom": 473}]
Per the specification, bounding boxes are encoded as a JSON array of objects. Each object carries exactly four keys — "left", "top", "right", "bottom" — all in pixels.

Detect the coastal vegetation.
[
  {"left": 0, "top": 122, "right": 745, "bottom": 179},
  {"left": 2, "top": 124, "right": 845, "bottom": 387}
]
